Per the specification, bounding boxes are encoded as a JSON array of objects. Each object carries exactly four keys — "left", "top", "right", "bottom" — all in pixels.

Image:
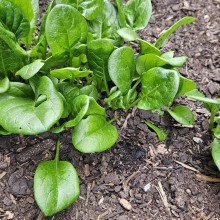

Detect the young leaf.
[
  {"left": 175, "top": 75, "right": 197, "bottom": 99},
  {"left": 115, "top": 0, "right": 127, "bottom": 28},
  {"left": 46, "top": 4, "right": 88, "bottom": 56},
  {"left": 155, "top": 17, "right": 195, "bottom": 48},
  {"left": 7, "top": 0, "right": 34, "bottom": 22},
  {"left": 108, "top": 46, "right": 135, "bottom": 94},
  {"left": 56, "top": 0, "right": 103, "bottom": 20},
  {"left": 34, "top": 140, "right": 80, "bottom": 216},
  {"left": 144, "top": 120, "right": 167, "bottom": 141},
  {"left": 0, "top": 0, "right": 30, "bottom": 39},
  {"left": 136, "top": 53, "right": 187, "bottom": 75},
  {"left": 30, "top": 0, "right": 39, "bottom": 27},
  {"left": 117, "top": 28, "right": 140, "bottom": 41},
  {"left": 79, "top": 85, "right": 99, "bottom": 101},
  {"left": 213, "top": 125, "right": 220, "bottom": 139},
  {"left": 212, "top": 138, "right": 220, "bottom": 171},
  {"left": 138, "top": 67, "right": 179, "bottom": 110},
  {"left": 65, "top": 95, "right": 106, "bottom": 127},
  {"left": 72, "top": 115, "right": 118, "bottom": 153},
  {"left": 166, "top": 105, "right": 195, "bottom": 125},
  {"left": 16, "top": 60, "right": 45, "bottom": 80},
  {"left": 87, "top": 39, "right": 114, "bottom": 81},
  {"left": 0, "top": 77, "right": 10, "bottom": 94},
  {"left": 123, "top": 0, "right": 152, "bottom": 30},
  {"left": 88, "top": 0, "right": 122, "bottom": 46},
  {"left": 0, "top": 77, "right": 63, "bottom": 135},
  {"left": 139, "top": 39, "right": 161, "bottom": 56},
  {"left": 50, "top": 68, "right": 91, "bottom": 80}
]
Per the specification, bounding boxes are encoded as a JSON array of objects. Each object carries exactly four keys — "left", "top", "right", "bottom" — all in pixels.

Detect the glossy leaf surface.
[
  {"left": 72, "top": 115, "right": 118, "bottom": 153},
  {"left": 117, "top": 28, "right": 139, "bottom": 41},
  {"left": 34, "top": 141, "right": 80, "bottom": 216},
  {"left": 212, "top": 138, "right": 220, "bottom": 171},
  {"left": 108, "top": 46, "right": 135, "bottom": 94},
  {"left": 0, "top": 77, "right": 10, "bottom": 94},
  {"left": 138, "top": 67, "right": 179, "bottom": 110},
  {"left": 166, "top": 105, "right": 195, "bottom": 125},
  {"left": 0, "top": 77, "right": 63, "bottom": 135},
  {"left": 139, "top": 39, "right": 161, "bottom": 56},
  {"left": 46, "top": 4, "right": 88, "bottom": 55}
]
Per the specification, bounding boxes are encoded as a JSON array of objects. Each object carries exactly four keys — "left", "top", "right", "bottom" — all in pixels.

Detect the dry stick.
[
  {"left": 123, "top": 170, "right": 141, "bottom": 193},
  {"left": 174, "top": 160, "right": 199, "bottom": 173}
]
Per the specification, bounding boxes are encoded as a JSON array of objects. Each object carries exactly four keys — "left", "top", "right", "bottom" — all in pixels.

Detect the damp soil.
[{"left": 0, "top": 0, "right": 220, "bottom": 219}]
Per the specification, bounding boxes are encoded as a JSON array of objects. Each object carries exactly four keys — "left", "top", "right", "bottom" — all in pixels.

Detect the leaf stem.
[
  {"left": 103, "top": 77, "right": 110, "bottom": 96},
  {"left": 55, "top": 139, "right": 60, "bottom": 165},
  {"left": 109, "top": 116, "right": 119, "bottom": 124},
  {"left": 128, "top": 41, "right": 131, "bottom": 47},
  {"left": 210, "top": 109, "right": 216, "bottom": 131},
  {"left": 125, "top": 96, "right": 141, "bottom": 111},
  {"left": 131, "top": 78, "right": 141, "bottom": 91}
]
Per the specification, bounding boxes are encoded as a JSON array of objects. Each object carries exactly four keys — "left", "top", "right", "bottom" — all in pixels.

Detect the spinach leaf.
[
  {"left": 16, "top": 59, "right": 45, "bottom": 80},
  {"left": 0, "top": 77, "right": 10, "bottom": 94},
  {"left": 50, "top": 68, "right": 91, "bottom": 80},
  {"left": 175, "top": 75, "right": 197, "bottom": 99},
  {"left": 88, "top": 0, "right": 122, "bottom": 46},
  {"left": 0, "top": 0, "right": 30, "bottom": 39},
  {"left": 123, "top": 0, "right": 152, "bottom": 30},
  {"left": 108, "top": 46, "right": 135, "bottom": 94},
  {"left": 115, "top": 0, "right": 126, "bottom": 28},
  {"left": 139, "top": 39, "right": 161, "bottom": 56},
  {"left": 166, "top": 105, "right": 195, "bottom": 125},
  {"left": 0, "top": 125, "right": 10, "bottom": 135},
  {"left": 138, "top": 67, "right": 179, "bottom": 110},
  {"left": 0, "top": 76, "right": 63, "bottom": 135},
  {"left": 213, "top": 117, "right": 220, "bottom": 139},
  {"left": 144, "top": 120, "right": 167, "bottom": 141},
  {"left": 72, "top": 115, "right": 118, "bottom": 153},
  {"left": 79, "top": 85, "right": 99, "bottom": 101},
  {"left": 117, "top": 28, "right": 140, "bottom": 41},
  {"left": 34, "top": 140, "right": 80, "bottom": 216},
  {"left": 155, "top": 17, "right": 195, "bottom": 49},
  {"left": 46, "top": 4, "right": 88, "bottom": 56},
  {"left": 7, "top": 0, "right": 34, "bottom": 22},
  {"left": 30, "top": 0, "right": 39, "bottom": 27},
  {"left": 212, "top": 138, "right": 220, "bottom": 171},
  {"left": 136, "top": 53, "right": 187, "bottom": 75},
  {"left": 56, "top": 0, "right": 103, "bottom": 20}
]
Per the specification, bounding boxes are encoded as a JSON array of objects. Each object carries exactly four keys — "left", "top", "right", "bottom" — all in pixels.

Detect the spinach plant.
[{"left": 1, "top": 0, "right": 213, "bottom": 217}]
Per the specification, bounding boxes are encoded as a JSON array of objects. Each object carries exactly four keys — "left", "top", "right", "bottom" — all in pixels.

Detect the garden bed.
[{"left": 0, "top": 0, "right": 220, "bottom": 219}]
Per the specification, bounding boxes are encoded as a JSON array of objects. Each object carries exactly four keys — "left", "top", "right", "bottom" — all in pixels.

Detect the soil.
[{"left": 0, "top": 0, "right": 220, "bottom": 220}]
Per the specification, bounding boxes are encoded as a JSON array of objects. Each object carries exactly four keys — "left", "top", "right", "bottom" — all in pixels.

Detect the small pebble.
[
  {"left": 144, "top": 183, "right": 151, "bottom": 192},
  {"left": 119, "top": 198, "right": 132, "bottom": 211},
  {"left": 193, "top": 137, "right": 203, "bottom": 143}
]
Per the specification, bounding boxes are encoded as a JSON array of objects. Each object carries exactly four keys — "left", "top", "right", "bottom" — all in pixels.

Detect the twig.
[{"left": 174, "top": 160, "right": 199, "bottom": 173}]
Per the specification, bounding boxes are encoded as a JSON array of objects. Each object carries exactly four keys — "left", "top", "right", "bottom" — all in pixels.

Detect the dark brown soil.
[{"left": 0, "top": 0, "right": 220, "bottom": 219}]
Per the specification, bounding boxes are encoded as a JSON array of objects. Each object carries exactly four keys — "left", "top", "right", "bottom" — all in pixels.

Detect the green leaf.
[
  {"left": 46, "top": 4, "right": 88, "bottom": 55},
  {"left": 139, "top": 39, "right": 161, "bottom": 56},
  {"left": 155, "top": 17, "right": 195, "bottom": 49},
  {"left": 7, "top": 0, "right": 34, "bottom": 22},
  {"left": 117, "top": 28, "right": 139, "bottom": 41},
  {"left": 16, "top": 59, "right": 45, "bottom": 80},
  {"left": 0, "top": 38, "right": 25, "bottom": 76},
  {"left": 88, "top": 0, "right": 122, "bottom": 46},
  {"left": 0, "top": 76, "right": 63, "bottom": 135},
  {"left": 115, "top": 0, "right": 127, "bottom": 28},
  {"left": 138, "top": 67, "right": 179, "bottom": 110},
  {"left": 56, "top": 0, "right": 103, "bottom": 20},
  {"left": 65, "top": 95, "right": 106, "bottom": 128},
  {"left": 34, "top": 140, "right": 80, "bottom": 216},
  {"left": 30, "top": 0, "right": 39, "bottom": 26},
  {"left": 108, "top": 46, "right": 135, "bottom": 94},
  {"left": 213, "top": 125, "right": 220, "bottom": 139},
  {"left": 136, "top": 53, "right": 187, "bottom": 75},
  {"left": 79, "top": 85, "right": 99, "bottom": 101},
  {"left": 166, "top": 105, "right": 195, "bottom": 125},
  {"left": 87, "top": 39, "right": 114, "bottom": 81},
  {"left": 0, "top": 77, "right": 10, "bottom": 94},
  {"left": 175, "top": 75, "right": 197, "bottom": 99},
  {"left": 50, "top": 68, "right": 91, "bottom": 80},
  {"left": 0, "top": 0, "right": 30, "bottom": 39},
  {"left": 185, "top": 89, "right": 220, "bottom": 105},
  {"left": 0, "top": 125, "right": 10, "bottom": 135},
  {"left": 72, "top": 115, "right": 118, "bottom": 153},
  {"left": 22, "top": 26, "right": 37, "bottom": 50},
  {"left": 144, "top": 120, "right": 167, "bottom": 141},
  {"left": 212, "top": 138, "right": 220, "bottom": 171},
  {"left": 123, "top": 0, "right": 152, "bottom": 30}
]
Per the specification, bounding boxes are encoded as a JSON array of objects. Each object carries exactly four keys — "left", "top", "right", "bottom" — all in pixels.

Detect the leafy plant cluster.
[{"left": 0, "top": 0, "right": 219, "bottom": 216}]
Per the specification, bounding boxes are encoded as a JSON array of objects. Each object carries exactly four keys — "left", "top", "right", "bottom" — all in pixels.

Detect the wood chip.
[
  {"left": 97, "top": 210, "right": 110, "bottom": 220},
  {"left": 119, "top": 198, "right": 132, "bottom": 211},
  {"left": 174, "top": 160, "right": 199, "bottom": 173},
  {"left": 98, "top": 197, "right": 104, "bottom": 205},
  {"left": 84, "top": 164, "right": 90, "bottom": 177},
  {"left": 27, "top": 197, "right": 35, "bottom": 204},
  {"left": 5, "top": 211, "right": 14, "bottom": 220},
  {"left": 195, "top": 174, "right": 220, "bottom": 183},
  {"left": 37, "top": 211, "right": 44, "bottom": 220},
  {"left": 0, "top": 171, "right": 6, "bottom": 180},
  {"left": 155, "top": 181, "right": 171, "bottom": 215}
]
